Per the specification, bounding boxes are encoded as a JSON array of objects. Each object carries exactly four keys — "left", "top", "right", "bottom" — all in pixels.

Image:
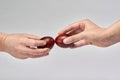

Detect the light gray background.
[{"left": 0, "top": 0, "right": 120, "bottom": 80}]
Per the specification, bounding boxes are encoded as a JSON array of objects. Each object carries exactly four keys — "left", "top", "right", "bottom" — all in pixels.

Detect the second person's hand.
[{"left": 58, "top": 19, "right": 114, "bottom": 48}]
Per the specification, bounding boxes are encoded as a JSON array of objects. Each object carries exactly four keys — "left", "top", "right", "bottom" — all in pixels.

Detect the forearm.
[{"left": 104, "top": 20, "right": 120, "bottom": 45}]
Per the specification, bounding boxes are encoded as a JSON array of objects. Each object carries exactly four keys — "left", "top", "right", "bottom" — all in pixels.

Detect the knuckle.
[
  {"left": 82, "top": 19, "right": 90, "bottom": 23},
  {"left": 20, "top": 38, "right": 28, "bottom": 45},
  {"left": 14, "top": 45, "right": 21, "bottom": 51},
  {"left": 19, "top": 38, "right": 24, "bottom": 44}
]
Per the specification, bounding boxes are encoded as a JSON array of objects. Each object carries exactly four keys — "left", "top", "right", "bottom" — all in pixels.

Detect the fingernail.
[
  {"left": 42, "top": 41, "right": 46, "bottom": 45},
  {"left": 63, "top": 38, "right": 70, "bottom": 44},
  {"left": 46, "top": 48, "right": 50, "bottom": 52}
]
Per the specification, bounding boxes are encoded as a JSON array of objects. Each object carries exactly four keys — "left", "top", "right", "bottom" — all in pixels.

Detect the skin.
[
  {"left": 59, "top": 19, "right": 120, "bottom": 48},
  {"left": 0, "top": 33, "right": 50, "bottom": 59},
  {"left": 1, "top": 19, "right": 120, "bottom": 59}
]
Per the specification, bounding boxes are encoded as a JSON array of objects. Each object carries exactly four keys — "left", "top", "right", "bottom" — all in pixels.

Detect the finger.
[
  {"left": 32, "top": 48, "right": 50, "bottom": 55},
  {"left": 23, "top": 38, "right": 46, "bottom": 47},
  {"left": 24, "top": 49, "right": 49, "bottom": 58},
  {"left": 23, "top": 47, "right": 50, "bottom": 56},
  {"left": 58, "top": 23, "right": 80, "bottom": 34},
  {"left": 68, "top": 22, "right": 85, "bottom": 35},
  {"left": 16, "top": 55, "right": 28, "bottom": 59},
  {"left": 23, "top": 33, "right": 40, "bottom": 40},
  {"left": 10, "top": 53, "right": 28, "bottom": 60},
  {"left": 58, "top": 22, "right": 85, "bottom": 35},
  {"left": 25, "top": 53, "right": 49, "bottom": 58},
  {"left": 69, "top": 39, "right": 89, "bottom": 48},
  {"left": 68, "top": 28, "right": 84, "bottom": 36},
  {"left": 30, "top": 53, "right": 49, "bottom": 58},
  {"left": 63, "top": 32, "right": 86, "bottom": 44}
]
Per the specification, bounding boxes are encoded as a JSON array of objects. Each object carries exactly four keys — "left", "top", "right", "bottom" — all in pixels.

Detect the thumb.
[{"left": 63, "top": 32, "right": 86, "bottom": 44}]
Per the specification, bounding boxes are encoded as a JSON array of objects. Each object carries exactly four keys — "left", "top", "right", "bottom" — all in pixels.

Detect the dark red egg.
[
  {"left": 55, "top": 34, "right": 73, "bottom": 48},
  {"left": 37, "top": 36, "right": 55, "bottom": 49}
]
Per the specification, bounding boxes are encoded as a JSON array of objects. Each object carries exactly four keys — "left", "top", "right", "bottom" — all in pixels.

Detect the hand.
[
  {"left": 0, "top": 33, "right": 50, "bottom": 59},
  {"left": 59, "top": 19, "right": 115, "bottom": 48}
]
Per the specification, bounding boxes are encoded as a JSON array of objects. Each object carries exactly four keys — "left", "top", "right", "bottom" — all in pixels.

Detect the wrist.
[
  {"left": 107, "top": 21, "right": 120, "bottom": 42},
  {"left": 102, "top": 23, "right": 120, "bottom": 46},
  {"left": 0, "top": 32, "right": 8, "bottom": 51}
]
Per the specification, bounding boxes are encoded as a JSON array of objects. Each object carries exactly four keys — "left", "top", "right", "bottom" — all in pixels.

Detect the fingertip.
[
  {"left": 63, "top": 38, "right": 67, "bottom": 44},
  {"left": 63, "top": 38, "right": 71, "bottom": 44},
  {"left": 58, "top": 31, "right": 65, "bottom": 35},
  {"left": 46, "top": 48, "right": 50, "bottom": 51},
  {"left": 40, "top": 40, "right": 46, "bottom": 45},
  {"left": 43, "top": 53, "right": 49, "bottom": 57}
]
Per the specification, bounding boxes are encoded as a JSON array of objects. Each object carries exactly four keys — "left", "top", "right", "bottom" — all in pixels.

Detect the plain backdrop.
[{"left": 0, "top": 0, "right": 120, "bottom": 80}]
